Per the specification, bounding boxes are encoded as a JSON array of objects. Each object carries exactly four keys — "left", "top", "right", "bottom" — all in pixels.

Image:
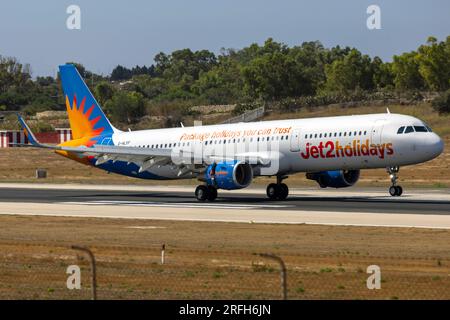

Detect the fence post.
[
  {"left": 259, "top": 253, "right": 287, "bottom": 300},
  {"left": 161, "top": 243, "right": 166, "bottom": 264},
  {"left": 71, "top": 245, "right": 97, "bottom": 300}
]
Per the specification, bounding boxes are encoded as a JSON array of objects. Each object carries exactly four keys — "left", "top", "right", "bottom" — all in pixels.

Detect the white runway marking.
[{"left": 63, "top": 200, "right": 292, "bottom": 210}]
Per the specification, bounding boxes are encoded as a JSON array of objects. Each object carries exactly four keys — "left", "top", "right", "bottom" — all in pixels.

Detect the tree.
[
  {"left": 94, "top": 81, "right": 115, "bottom": 105},
  {"left": 371, "top": 57, "right": 394, "bottom": 89},
  {"left": 111, "top": 65, "right": 132, "bottom": 81},
  {"left": 432, "top": 89, "right": 450, "bottom": 114},
  {"left": 324, "top": 49, "right": 374, "bottom": 93},
  {"left": 104, "top": 91, "right": 146, "bottom": 124},
  {"left": 416, "top": 36, "right": 450, "bottom": 91},
  {"left": 391, "top": 52, "right": 424, "bottom": 90},
  {"left": 193, "top": 57, "right": 244, "bottom": 104}
]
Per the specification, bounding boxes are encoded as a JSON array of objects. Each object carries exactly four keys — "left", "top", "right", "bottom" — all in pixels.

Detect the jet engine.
[
  {"left": 306, "top": 170, "right": 360, "bottom": 188},
  {"left": 205, "top": 160, "right": 253, "bottom": 190}
]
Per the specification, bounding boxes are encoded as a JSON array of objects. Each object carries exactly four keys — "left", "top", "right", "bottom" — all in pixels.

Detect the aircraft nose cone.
[{"left": 428, "top": 133, "right": 444, "bottom": 158}]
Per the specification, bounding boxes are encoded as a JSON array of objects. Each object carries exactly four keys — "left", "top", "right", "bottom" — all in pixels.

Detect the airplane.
[{"left": 17, "top": 64, "right": 444, "bottom": 201}]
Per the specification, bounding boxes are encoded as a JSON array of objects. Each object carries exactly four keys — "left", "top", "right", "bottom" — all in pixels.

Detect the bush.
[
  {"left": 432, "top": 89, "right": 450, "bottom": 114},
  {"left": 31, "top": 121, "right": 54, "bottom": 133}
]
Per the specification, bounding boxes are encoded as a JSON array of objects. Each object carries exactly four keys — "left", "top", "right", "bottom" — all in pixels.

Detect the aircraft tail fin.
[
  {"left": 58, "top": 64, "right": 120, "bottom": 142},
  {"left": 17, "top": 113, "right": 41, "bottom": 146}
]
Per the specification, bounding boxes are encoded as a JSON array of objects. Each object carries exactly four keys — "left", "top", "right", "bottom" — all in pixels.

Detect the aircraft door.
[
  {"left": 371, "top": 119, "right": 385, "bottom": 145},
  {"left": 290, "top": 128, "right": 301, "bottom": 152}
]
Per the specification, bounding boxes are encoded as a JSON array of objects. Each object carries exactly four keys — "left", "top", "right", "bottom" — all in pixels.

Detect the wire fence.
[
  {"left": 1, "top": 242, "right": 450, "bottom": 300},
  {"left": 220, "top": 107, "right": 265, "bottom": 124}
]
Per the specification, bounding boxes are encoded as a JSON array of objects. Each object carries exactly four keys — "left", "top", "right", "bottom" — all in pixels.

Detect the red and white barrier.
[
  {"left": 0, "top": 128, "right": 72, "bottom": 147},
  {"left": 0, "top": 131, "right": 9, "bottom": 148},
  {"left": 0, "top": 131, "right": 26, "bottom": 147},
  {"left": 56, "top": 128, "right": 72, "bottom": 143}
]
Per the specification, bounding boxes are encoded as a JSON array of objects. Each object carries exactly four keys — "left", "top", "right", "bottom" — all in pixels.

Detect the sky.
[{"left": 1, "top": 0, "right": 449, "bottom": 77}]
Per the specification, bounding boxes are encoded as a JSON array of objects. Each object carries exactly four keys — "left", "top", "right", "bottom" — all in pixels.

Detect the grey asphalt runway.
[
  {"left": 0, "top": 184, "right": 448, "bottom": 214},
  {"left": 0, "top": 184, "right": 449, "bottom": 228}
]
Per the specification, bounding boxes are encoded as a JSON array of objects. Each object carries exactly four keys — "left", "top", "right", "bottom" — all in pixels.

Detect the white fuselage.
[{"left": 106, "top": 113, "right": 444, "bottom": 180}]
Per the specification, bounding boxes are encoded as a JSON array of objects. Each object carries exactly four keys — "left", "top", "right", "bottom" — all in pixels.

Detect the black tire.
[
  {"left": 277, "top": 183, "right": 289, "bottom": 200},
  {"left": 389, "top": 186, "right": 397, "bottom": 197},
  {"left": 396, "top": 186, "right": 403, "bottom": 196},
  {"left": 207, "top": 186, "right": 218, "bottom": 201},
  {"left": 266, "top": 183, "right": 278, "bottom": 200},
  {"left": 195, "top": 185, "right": 208, "bottom": 201}
]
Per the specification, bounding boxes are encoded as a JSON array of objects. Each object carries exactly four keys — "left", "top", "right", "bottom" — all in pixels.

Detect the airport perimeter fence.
[{"left": 1, "top": 242, "right": 450, "bottom": 300}]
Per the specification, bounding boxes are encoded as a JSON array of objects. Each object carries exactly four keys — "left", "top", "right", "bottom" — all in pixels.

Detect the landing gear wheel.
[
  {"left": 266, "top": 182, "right": 289, "bottom": 200},
  {"left": 206, "top": 186, "right": 218, "bottom": 201},
  {"left": 266, "top": 183, "right": 278, "bottom": 200},
  {"left": 195, "top": 185, "right": 208, "bottom": 201},
  {"left": 389, "top": 185, "right": 403, "bottom": 196},
  {"left": 387, "top": 166, "right": 403, "bottom": 197},
  {"left": 389, "top": 186, "right": 397, "bottom": 197},
  {"left": 278, "top": 183, "right": 289, "bottom": 200}
]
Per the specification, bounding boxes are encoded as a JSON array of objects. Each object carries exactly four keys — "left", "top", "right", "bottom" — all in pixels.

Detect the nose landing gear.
[{"left": 387, "top": 166, "right": 403, "bottom": 196}]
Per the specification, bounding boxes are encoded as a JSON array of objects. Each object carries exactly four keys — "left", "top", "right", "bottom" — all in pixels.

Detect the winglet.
[{"left": 16, "top": 113, "right": 40, "bottom": 146}]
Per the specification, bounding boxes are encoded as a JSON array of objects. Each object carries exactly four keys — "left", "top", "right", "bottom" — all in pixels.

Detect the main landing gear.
[
  {"left": 195, "top": 185, "right": 218, "bottom": 201},
  {"left": 387, "top": 166, "right": 403, "bottom": 197},
  {"left": 266, "top": 176, "right": 289, "bottom": 201}
]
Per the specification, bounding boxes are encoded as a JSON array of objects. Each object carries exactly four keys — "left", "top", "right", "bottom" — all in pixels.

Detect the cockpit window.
[
  {"left": 414, "top": 126, "right": 427, "bottom": 132},
  {"left": 404, "top": 126, "right": 414, "bottom": 133},
  {"left": 397, "top": 126, "right": 405, "bottom": 134}
]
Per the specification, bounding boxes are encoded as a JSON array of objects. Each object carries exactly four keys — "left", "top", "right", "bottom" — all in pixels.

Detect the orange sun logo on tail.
[{"left": 64, "top": 95, "right": 105, "bottom": 147}]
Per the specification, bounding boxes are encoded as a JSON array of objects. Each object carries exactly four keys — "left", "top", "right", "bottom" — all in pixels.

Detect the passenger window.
[
  {"left": 349, "top": 132, "right": 352, "bottom": 136},
  {"left": 404, "top": 126, "right": 414, "bottom": 134},
  {"left": 397, "top": 126, "right": 405, "bottom": 134},
  {"left": 358, "top": 131, "right": 362, "bottom": 135},
  {"left": 414, "top": 126, "right": 427, "bottom": 132},
  {"left": 324, "top": 133, "right": 327, "bottom": 138},
  {"left": 334, "top": 133, "right": 337, "bottom": 137},
  {"left": 344, "top": 132, "right": 347, "bottom": 136}
]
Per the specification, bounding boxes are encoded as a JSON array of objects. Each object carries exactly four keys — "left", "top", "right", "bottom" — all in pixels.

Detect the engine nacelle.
[
  {"left": 306, "top": 170, "right": 360, "bottom": 188},
  {"left": 205, "top": 160, "right": 253, "bottom": 190}
]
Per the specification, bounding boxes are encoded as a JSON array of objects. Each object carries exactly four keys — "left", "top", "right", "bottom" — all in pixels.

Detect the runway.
[{"left": 0, "top": 183, "right": 449, "bottom": 229}]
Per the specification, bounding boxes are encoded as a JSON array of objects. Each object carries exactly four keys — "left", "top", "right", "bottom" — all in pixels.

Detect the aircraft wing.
[
  {"left": 16, "top": 114, "right": 196, "bottom": 174},
  {"left": 16, "top": 114, "right": 271, "bottom": 175}
]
